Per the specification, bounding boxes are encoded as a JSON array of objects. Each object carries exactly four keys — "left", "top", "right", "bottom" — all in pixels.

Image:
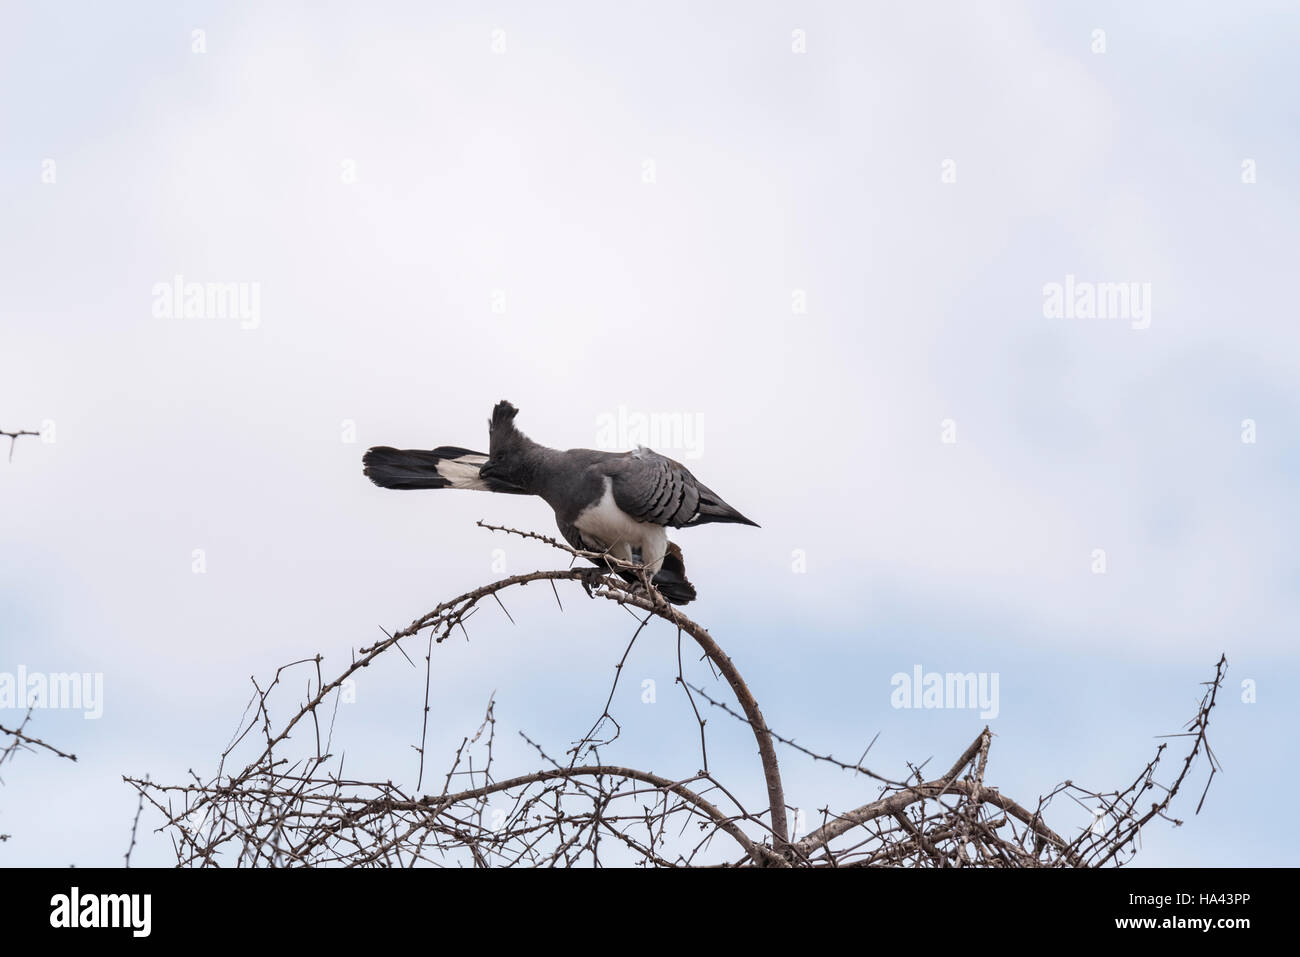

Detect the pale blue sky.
[{"left": 1, "top": 0, "right": 1297, "bottom": 866}]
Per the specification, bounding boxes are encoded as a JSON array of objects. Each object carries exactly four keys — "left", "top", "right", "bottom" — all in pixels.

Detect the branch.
[{"left": 0, "top": 428, "right": 39, "bottom": 464}]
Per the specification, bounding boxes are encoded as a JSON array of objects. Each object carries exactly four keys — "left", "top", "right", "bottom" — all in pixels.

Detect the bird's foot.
[
  {"left": 628, "top": 572, "right": 672, "bottom": 608},
  {"left": 579, "top": 567, "right": 607, "bottom": 599}
]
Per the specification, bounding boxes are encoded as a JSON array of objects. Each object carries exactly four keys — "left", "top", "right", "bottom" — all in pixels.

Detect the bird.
[{"left": 361, "top": 400, "right": 758, "bottom": 605}]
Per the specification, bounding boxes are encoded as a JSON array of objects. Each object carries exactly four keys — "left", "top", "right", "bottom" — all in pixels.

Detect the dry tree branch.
[
  {"left": 124, "top": 775, "right": 149, "bottom": 867},
  {"left": 123, "top": 526, "right": 1227, "bottom": 868},
  {"left": 1, "top": 711, "right": 78, "bottom": 767},
  {"left": 1, "top": 709, "right": 78, "bottom": 845}
]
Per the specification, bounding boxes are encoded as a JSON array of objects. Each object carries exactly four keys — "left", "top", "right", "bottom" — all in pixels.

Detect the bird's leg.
[
  {"left": 636, "top": 567, "right": 660, "bottom": 605},
  {"left": 617, "top": 564, "right": 669, "bottom": 608}
]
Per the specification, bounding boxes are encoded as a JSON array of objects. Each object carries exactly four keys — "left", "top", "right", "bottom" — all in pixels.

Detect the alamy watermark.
[
  {"left": 890, "top": 665, "right": 999, "bottom": 719},
  {"left": 152, "top": 274, "right": 261, "bottom": 329},
  {"left": 1042, "top": 274, "right": 1151, "bottom": 330},
  {"left": 0, "top": 666, "right": 103, "bottom": 719},
  {"left": 50, "top": 887, "right": 150, "bottom": 937},
  {"left": 595, "top": 405, "right": 704, "bottom": 460}
]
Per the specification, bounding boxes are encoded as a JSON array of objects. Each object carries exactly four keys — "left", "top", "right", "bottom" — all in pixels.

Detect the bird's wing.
[
  {"left": 555, "top": 516, "right": 598, "bottom": 553},
  {"left": 605, "top": 448, "right": 758, "bottom": 528}
]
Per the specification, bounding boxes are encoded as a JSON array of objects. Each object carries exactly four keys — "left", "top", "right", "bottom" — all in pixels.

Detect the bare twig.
[{"left": 0, "top": 428, "right": 39, "bottom": 463}]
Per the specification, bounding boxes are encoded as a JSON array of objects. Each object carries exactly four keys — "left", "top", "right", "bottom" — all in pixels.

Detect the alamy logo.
[
  {"left": 1042, "top": 274, "right": 1151, "bottom": 330},
  {"left": 50, "top": 887, "right": 151, "bottom": 937},
  {"left": 595, "top": 405, "right": 704, "bottom": 460},
  {"left": 890, "top": 665, "right": 999, "bottom": 719},
  {"left": 0, "top": 666, "right": 103, "bottom": 719},
  {"left": 151, "top": 274, "right": 261, "bottom": 329}
]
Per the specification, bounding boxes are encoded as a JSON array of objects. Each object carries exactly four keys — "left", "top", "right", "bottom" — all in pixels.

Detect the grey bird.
[{"left": 362, "top": 400, "right": 758, "bottom": 605}]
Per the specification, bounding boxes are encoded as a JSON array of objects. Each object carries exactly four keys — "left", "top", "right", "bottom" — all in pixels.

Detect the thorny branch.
[
  {"left": 123, "top": 527, "right": 1227, "bottom": 867},
  {"left": 1, "top": 709, "right": 77, "bottom": 845}
]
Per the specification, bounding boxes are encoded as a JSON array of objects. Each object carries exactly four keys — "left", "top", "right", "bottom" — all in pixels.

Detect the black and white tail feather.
[
  {"left": 362, "top": 401, "right": 758, "bottom": 605},
  {"left": 362, "top": 446, "right": 524, "bottom": 494}
]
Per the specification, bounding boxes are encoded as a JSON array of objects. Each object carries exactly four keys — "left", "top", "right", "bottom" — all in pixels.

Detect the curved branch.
[
  {"left": 587, "top": 584, "right": 791, "bottom": 852},
  {"left": 199, "top": 553, "right": 787, "bottom": 857},
  {"left": 796, "top": 779, "right": 1077, "bottom": 865},
  {"left": 419, "top": 765, "right": 785, "bottom": 867},
  {"left": 471, "top": 523, "right": 789, "bottom": 852},
  {"left": 794, "top": 729, "right": 1079, "bottom": 866},
  {"left": 128, "top": 764, "right": 786, "bottom": 867}
]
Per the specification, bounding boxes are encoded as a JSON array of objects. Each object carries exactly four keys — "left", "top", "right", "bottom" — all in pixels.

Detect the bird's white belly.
[{"left": 574, "top": 478, "right": 667, "bottom": 573}]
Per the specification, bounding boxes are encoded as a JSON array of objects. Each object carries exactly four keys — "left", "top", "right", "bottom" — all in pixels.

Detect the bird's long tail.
[
  {"left": 651, "top": 542, "right": 697, "bottom": 605},
  {"left": 362, "top": 446, "right": 525, "bottom": 493}
]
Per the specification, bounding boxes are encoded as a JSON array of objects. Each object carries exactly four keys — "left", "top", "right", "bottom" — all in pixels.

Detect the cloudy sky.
[{"left": 2, "top": 0, "right": 1297, "bottom": 866}]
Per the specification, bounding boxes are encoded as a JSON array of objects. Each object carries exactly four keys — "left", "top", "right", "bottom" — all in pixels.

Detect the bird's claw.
[{"left": 579, "top": 567, "right": 606, "bottom": 598}]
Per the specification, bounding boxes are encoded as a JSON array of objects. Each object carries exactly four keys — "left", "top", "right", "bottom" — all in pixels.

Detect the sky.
[{"left": 1, "top": 0, "right": 1297, "bottom": 867}]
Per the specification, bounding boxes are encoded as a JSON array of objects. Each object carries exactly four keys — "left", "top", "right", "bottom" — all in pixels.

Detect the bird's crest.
[
  {"left": 488, "top": 400, "right": 529, "bottom": 458},
  {"left": 489, "top": 400, "right": 519, "bottom": 433}
]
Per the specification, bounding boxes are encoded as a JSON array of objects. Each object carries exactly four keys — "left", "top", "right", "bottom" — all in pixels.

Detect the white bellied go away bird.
[{"left": 362, "top": 401, "right": 758, "bottom": 605}]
